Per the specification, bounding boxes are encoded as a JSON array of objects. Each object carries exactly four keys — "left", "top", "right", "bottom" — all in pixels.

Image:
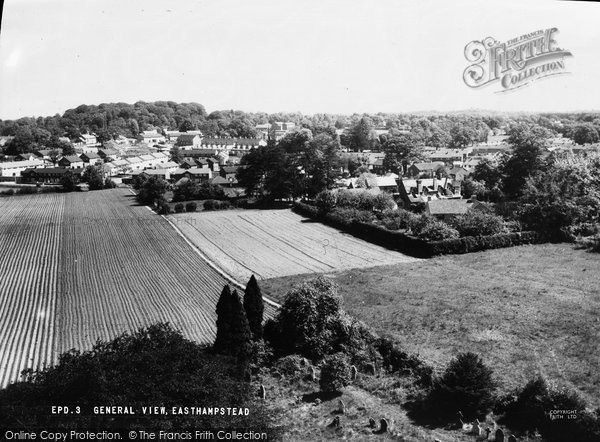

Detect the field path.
[{"left": 170, "top": 209, "right": 419, "bottom": 282}]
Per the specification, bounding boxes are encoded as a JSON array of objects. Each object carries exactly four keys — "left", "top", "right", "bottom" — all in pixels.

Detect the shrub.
[
  {"left": 336, "top": 190, "right": 376, "bottom": 210},
  {"left": 265, "top": 276, "right": 342, "bottom": 361},
  {"left": 380, "top": 209, "right": 417, "bottom": 231},
  {"left": 275, "top": 355, "right": 307, "bottom": 377},
  {"left": 103, "top": 178, "right": 117, "bottom": 189},
  {"left": 1, "top": 189, "right": 15, "bottom": 196},
  {"left": 449, "top": 211, "right": 505, "bottom": 237},
  {"left": 315, "top": 190, "right": 337, "bottom": 214},
  {"left": 185, "top": 201, "right": 197, "bottom": 212},
  {"left": 499, "top": 376, "right": 598, "bottom": 441},
  {"left": 375, "top": 337, "right": 433, "bottom": 387},
  {"left": 157, "top": 201, "right": 171, "bottom": 215},
  {"left": 329, "top": 207, "right": 374, "bottom": 224},
  {"left": 320, "top": 353, "right": 352, "bottom": 392},
  {"left": 204, "top": 200, "right": 231, "bottom": 211},
  {"left": 17, "top": 186, "right": 38, "bottom": 195},
  {"left": 174, "top": 203, "right": 185, "bottom": 213},
  {"left": 428, "top": 352, "right": 496, "bottom": 419},
  {"left": 373, "top": 192, "right": 396, "bottom": 212},
  {"left": 411, "top": 216, "right": 459, "bottom": 241},
  {"left": 331, "top": 313, "right": 379, "bottom": 368}
]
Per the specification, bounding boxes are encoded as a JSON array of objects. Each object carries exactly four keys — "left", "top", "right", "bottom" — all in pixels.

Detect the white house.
[{"left": 0, "top": 160, "right": 45, "bottom": 178}]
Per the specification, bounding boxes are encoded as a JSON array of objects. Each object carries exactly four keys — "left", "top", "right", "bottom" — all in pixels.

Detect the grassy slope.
[{"left": 260, "top": 243, "right": 600, "bottom": 406}]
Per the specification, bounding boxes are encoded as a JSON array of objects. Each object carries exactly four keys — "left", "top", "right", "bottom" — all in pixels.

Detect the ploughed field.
[
  {"left": 169, "top": 209, "right": 419, "bottom": 282},
  {"left": 0, "top": 189, "right": 272, "bottom": 387}
]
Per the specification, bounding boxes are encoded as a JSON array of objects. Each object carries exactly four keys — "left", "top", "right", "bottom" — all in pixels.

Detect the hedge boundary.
[{"left": 293, "top": 201, "right": 545, "bottom": 258}]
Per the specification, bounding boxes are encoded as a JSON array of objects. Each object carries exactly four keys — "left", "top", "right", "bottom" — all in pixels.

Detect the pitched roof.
[
  {"left": 184, "top": 167, "right": 212, "bottom": 175},
  {"left": 177, "top": 134, "right": 201, "bottom": 144},
  {"left": 80, "top": 152, "right": 100, "bottom": 159},
  {"left": 98, "top": 148, "right": 119, "bottom": 156},
  {"left": 376, "top": 176, "right": 398, "bottom": 187},
  {"left": 0, "top": 159, "right": 45, "bottom": 169},
  {"left": 23, "top": 167, "right": 84, "bottom": 175},
  {"left": 60, "top": 155, "right": 83, "bottom": 163},
  {"left": 410, "top": 162, "right": 445, "bottom": 171},
  {"left": 426, "top": 199, "right": 471, "bottom": 215}
]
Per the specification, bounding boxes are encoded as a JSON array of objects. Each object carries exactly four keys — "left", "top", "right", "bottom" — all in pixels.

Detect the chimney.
[
  {"left": 433, "top": 177, "right": 438, "bottom": 191},
  {"left": 417, "top": 179, "right": 423, "bottom": 195}
]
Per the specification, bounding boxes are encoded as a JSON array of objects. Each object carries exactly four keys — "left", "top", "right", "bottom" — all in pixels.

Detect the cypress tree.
[
  {"left": 214, "top": 284, "right": 233, "bottom": 353},
  {"left": 229, "top": 290, "right": 252, "bottom": 358},
  {"left": 243, "top": 275, "right": 264, "bottom": 341}
]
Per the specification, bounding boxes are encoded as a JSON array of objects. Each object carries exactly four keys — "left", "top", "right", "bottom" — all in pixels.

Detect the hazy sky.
[{"left": 0, "top": 0, "right": 598, "bottom": 119}]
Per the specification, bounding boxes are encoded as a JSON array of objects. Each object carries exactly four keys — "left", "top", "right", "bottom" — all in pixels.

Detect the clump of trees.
[
  {"left": 0, "top": 323, "right": 274, "bottom": 431},
  {"left": 214, "top": 276, "right": 265, "bottom": 358},
  {"left": 237, "top": 130, "right": 341, "bottom": 201},
  {"left": 319, "top": 353, "right": 352, "bottom": 393},
  {"left": 172, "top": 179, "right": 225, "bottom": 202},
  {"left": 133, "top": 175, "right": 168, "bottom": 206}
]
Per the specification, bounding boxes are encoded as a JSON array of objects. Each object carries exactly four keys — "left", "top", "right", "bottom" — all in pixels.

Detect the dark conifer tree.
[
  {"left": 243, "top": 275, "right": 264, "bottom": 341},
  {"left": 213, "top": 285, "right": 233, "bottom": 353},
  {"left": 229, "top": 290, "right": 252, "bottom": 358}
]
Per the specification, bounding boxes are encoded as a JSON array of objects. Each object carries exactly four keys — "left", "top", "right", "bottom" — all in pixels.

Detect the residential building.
[
  {"left": 0, "top": 160, "right": 45, "bottom": 178},
  {"left": 58, "top": 155, "right": 85, "bottom": 169},
  {"left": 21, "top": 167, "right": 84, "bottom": 184},
  {"left": 80, "top": 152, "right": 101, "bottom": 165}
]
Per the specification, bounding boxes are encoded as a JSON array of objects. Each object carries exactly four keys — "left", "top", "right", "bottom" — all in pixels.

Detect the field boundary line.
[
  {"left": 126, "top": 187, "right": 280, "bottom": 308},
  {"left": 161, "top": 214, "right": 281, "bottom": 309}
]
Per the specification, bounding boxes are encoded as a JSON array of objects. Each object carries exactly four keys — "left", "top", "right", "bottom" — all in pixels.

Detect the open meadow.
[
  {"left": 169, "top": 209, "right": 419, "bottom": 282},
  {"left": 0, "top": 189, "right": 275, "bottom": 387},
  {"left": 260, "top": 243, "right": 600, "bottom": 407}
]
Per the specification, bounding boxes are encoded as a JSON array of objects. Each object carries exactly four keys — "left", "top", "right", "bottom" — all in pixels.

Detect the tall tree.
[
  {"left": 82, "top": 164, "right": 104, "bottom": 190},
  {"left": 502, "top": 123, "right": 552, "bottom": 198},
  {"left": 229, "top": 290, "right": 252, "bottom": 358},
  {"left": 214, "top": 285, "right": 233, "bottom": 354},
  {"left": 170, "top": 145, "right": 183, "bottom": 163},
  {"left": 243, "top": 275, "right": 264, "bottom": 341},
  {"left": 382, "top": 134, "right": 424, "bottom": 175}
]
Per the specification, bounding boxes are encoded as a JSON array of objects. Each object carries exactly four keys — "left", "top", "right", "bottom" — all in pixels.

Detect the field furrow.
[
  {"left": 1, "top": 188, "right": 277, "bottom": 388},
  {"left": 0, "top": 194, "right": 63, "bottom": 387},
  {"left": 170, "top": 209, "right": 419, "bottom": 282}
]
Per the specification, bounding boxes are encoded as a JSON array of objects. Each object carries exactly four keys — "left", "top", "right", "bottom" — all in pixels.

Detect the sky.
[{"left": 0, "top": 0, "right": 598, "bottom": 119}]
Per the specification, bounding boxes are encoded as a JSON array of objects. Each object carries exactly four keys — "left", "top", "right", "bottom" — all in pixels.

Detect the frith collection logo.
[{"left": 463, "top": 28, "right": 572, "bottom": 92}]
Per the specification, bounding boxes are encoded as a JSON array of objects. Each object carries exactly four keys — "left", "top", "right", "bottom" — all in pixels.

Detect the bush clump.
[
  {"left": 329, "top": 207, "right": 374, "bottom": 224},
  {"left": 498, "top": 376, "right": 599, "bottom": 441},
  {"left": 375, "top": 337, "right": 433, "bottom": 386},
  {"left": 336, "top": 190, "right": 376, "bottom": 211},
  {"left": 264, "top": 276, "right": 342, "bottom": 361},
  {"left": 17, "top": 186, "right": 38, "bottom": 195},
  {"left": 204, "top": 200, "right": 231, "bottom": 211},
  {"left": 320, "top": 353, "right": 352, "bottom": 393},
  {"left": 410, "top": 215, "right": 460, "bottom": 241},
  {"left": 315, "top": 190, "right": 337, "bottom": 214},
  {"left": 427, "top": 352, "right": 496, "bottom": 419},
  {"left": 185, "top": 201, "right": 197, "bottom": 212},
  {"left": 380, "top": 209, "right": 418, "bottom": 231},
  {"left": 373, "top": 192, "right": 396, "bottom": 212},
  {"left": 174, "top": 202, "right": 185, "bottom": 213},
  {"left": 449, "top": 211, "right": 505, "bottom": 237}
]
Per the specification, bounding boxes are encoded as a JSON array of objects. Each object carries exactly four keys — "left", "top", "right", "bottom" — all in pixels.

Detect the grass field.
[
  {"left": 260, "top": 243, "right": 600, "bottom": 406},
  {"left": 0, "top": 189, "right": 274, "bottom": 387},
  {"left": 169, "top": 209, "right": 419, "bottom": 282}
]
